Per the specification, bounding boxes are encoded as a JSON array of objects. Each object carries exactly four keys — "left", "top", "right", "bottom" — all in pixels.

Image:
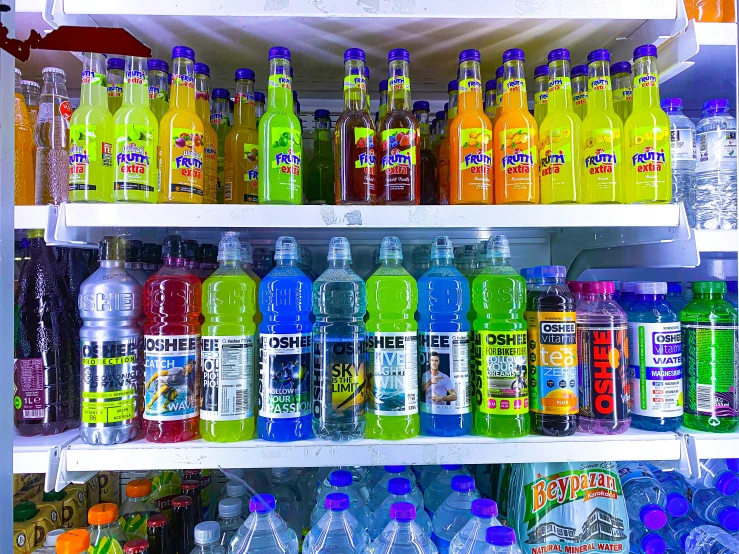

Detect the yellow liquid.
[{"left": 196, "top": 93, "right": 218, "bottom": 204}]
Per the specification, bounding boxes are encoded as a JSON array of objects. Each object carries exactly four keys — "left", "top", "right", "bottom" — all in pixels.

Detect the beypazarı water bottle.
[
  {"left": 312, "top": 470, "right": 370, "bottom": 531},
  {"left": 371, "top": 478, "right": 433, "bottom": 540},
  {"left": 229, "top": 494, "right": 299, "bottom": 554},
  {"left": 685, "top": 524, "right": 739, "bottom": 554},
  {"left": 424, "top": 465, "right": 470, "bottom": 518},
  {"left": 418, "top": 236, "right": 471, "bottom": 437},
  {"left": 372, "top": 502, "right": 437, "bottom": 554},
  {"left": 483, "top": 526, "right": 522, "bottom": 554},
  {"left": 662, "top": 98, "right": 697, "bottom": 226},
  {"left": 577, "top": 281, "right": 631, "bottom": 434},
  {"left": 257, "top": 237, "right": 313, "bottom": 441},
  {"left": 646, "top": 467, "right": 690, "bottom": 517},
  {"left": 628, "top": 281, "right": 683, "bottom": 432},
  {"left": 617, "top": 462, "right": 668, "bottom": 530},
  {"left": 630, "top": 520, "right": 667, "bottom": 554},
  {"left": 78, "top": 236, "right": 143, "bottom": 445},
  {"left": 304, "top": 493, "right": 371, "bottom": 554},
  {"left": 665, "top": 511, "right": 705, "bottom": 551},
  {"left": 418, "top": 467, "right": 442, "bottom": 494},
  {"left": 216, "top": 497, "right": 243, "bottom": 548},
  {"left": 370, "top": 467, "right": 422, "bottom": 511},
  {"left": 449, "top": 498, "right": 500, "bottom": 554},
  {"left": 312, "top": 237, "right": 367, "bottom": 440},
  {"left": 191, "top": 521, "right": 226, "bottom": 554},
  {"left": 686, "top": 459, "right": 739, "bottom": 495},
  {"left": 691, "top": 488, "right": 739, "bottom": 533},
  {"left": 431, "top": 475, "right": 480, "bottom": 554}
]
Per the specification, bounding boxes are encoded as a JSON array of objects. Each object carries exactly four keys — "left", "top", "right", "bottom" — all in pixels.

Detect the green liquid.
[{"left": 305, "top": 124, "right": 335, "bottom": 204}]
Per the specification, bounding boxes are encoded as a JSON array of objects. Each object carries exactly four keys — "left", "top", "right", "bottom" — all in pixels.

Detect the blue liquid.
[
  {"left": 619, "top": 291, "right": 636, "bottom": 311},
  {"left": 627, "top": 293, "right": 683, "bottom": 432},
  {"left": 417, "top": 262, "right": 472, "bottom": 436},
  {"left": 258, "top": 259, "right": 313, "bottom": 441}
]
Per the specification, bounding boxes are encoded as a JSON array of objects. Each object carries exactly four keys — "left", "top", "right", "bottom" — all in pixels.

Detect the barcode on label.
[
  {"left": 234, "top": 388, "right": 247, "bottom": 415},
  {"left": 220, "top": 385, "right": 248, "bottom": 417},
  {"left": 23, "top": 409, "right": 44, "bottom": 419},
  {"left": 696, "top": 384, "right": 714, "bottom": 413}
]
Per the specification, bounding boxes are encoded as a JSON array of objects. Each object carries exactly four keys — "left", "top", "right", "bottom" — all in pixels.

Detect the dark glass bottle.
[
  {"left": 171, "top": 495, "right": 194, "bottom": 554},
  {"left": 413, "top": 100, "right": 437, "bottom": 204},
  {"left": 146, "top": 514, "right": 169, "bottom": 554}
]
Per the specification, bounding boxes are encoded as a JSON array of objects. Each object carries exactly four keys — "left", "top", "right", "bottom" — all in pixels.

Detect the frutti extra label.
[
  {"left": 258, "top": 333, "right": 311, "bottom": 419},
  {"left": 612, "top": 88, "right": 633, "bottom": 103},
  {"left": 268, "top": 72, "right": 292, "bottom": 92},
  {"left": 114, "top": 123, "right": 156, "bottom": 194},
  {"left": 171, "top": 72, "right": 195, "bottom": 89},
  {"left": 460, "top": 128, "right": 493, "bottom": 178},
  {"left": 169, "top": 127, "right": 204, "bottom": 196},
  {"left": 125, "top": 69, "right": 147, "bottom": 87},
  {"left": 588, "top": 75, "right": 611, "bottom": 92},
  {"left": 269, "top": 126, "right": 302, "bottom": 176},
  {"left": 381, "top": 128, "right": 416, "bottom": 173},
  {"left": 503, "top": 77, "right": 526, "bottom": 93},
  {"left": 573, "top": 91, "right": 588, "bottom": 108},
  {"left": 235, "top": 92, "right": 256, "bottom": 106},
  {"left": 311, "top": 336, "right": 367, "bottom": 421},
  {"left": 584, "top": 128, "right": 620, "bottom": 179},
  {"left": 539, "top": 128, "right": 572, "bottom": 179},
  {"left": 534, "top": 91, "right": 548, "bottom": 105},
  {"left": 548, "top": 76, "right": 571, "bottom": 93},
  {"left": 143, "top": 334, "right": 200, "bottom": 422},
  {"left": 388, "top": 75, "right": 410, "bottom": 93},
  {"left": 354, "top": 128, "right": 376, "bottom": 171},
  {"left": 81, "top": 69, "right": 106, "bottom": 87},
  {"left": 367, "top": 332, "right": 418, "bottom": 416},
  {"left": 476, "top": 330, "right": 528, "bottom": 415},
  {"left": 201, "top": 335, "right": 254, "bottom": 421},
  {"left": 634, "top": 72, "right": 659, "bottom": 88},
  {"left": 458, "top": 77, "right": 482, "bottom": 93},
  {"left": 344, "top": 74, "right": 367, "bottom": 92},
  {"left": 418, "top": 332, "right": 470, "bottom": 415},
  {"left": 243, "top": 142, "right": 259, "bottom": 201},
  {"left": 630, "top": 125, "right": 669, "bottom": 182},
  {"left": 500, "top": 128, "right": 537, "bottom": 176}
]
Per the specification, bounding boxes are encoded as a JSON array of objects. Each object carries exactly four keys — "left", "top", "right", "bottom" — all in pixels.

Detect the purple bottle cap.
[
  {"left": 459, "top": 49, "right": 481, "bottom": 63},
  {"left": 583, "top": 281, "right": 615, "bottom": 295},
  {"left": 436, "top": 110, "right": 445, "bottom": 119},
  {"left": 716, "top": 471, "right": 739, "bottom": 496},
  {"left": 610, "top": 61, "right": 632, "bottom": 75},
  {"left": 388, "top": 478, "right": 411, "bottom": 495},
  {"left": 365, "top": 66, "right": 370, "bottom": 78},
  {"left": 570, "top": 64, "right": 588, "bottom": 78},
  {"left": 235, "top": 68, "right": 255, "bottom": 81},
  {"left": 666, "top": 282, "right": 682, "bottom": 294},
  {"left": 471, "top": 499, "right": 498, "bottom": 518},
  {"left": 587, "top": 49, "right": 611, "bottom": 63},
  {"left": 269, "top": 46, "right": 291, "bottom": 61},
  {"left": 719, "top": 506, "right": 739, "bottom": 532},
  {"left": 413, "top": 101, "right": 430, "bottom": 111},
  {"left": 534, "top": 65, "right": 549, "bottom": 78},
  {"left": 640, "top": 504, "right": 667, "bottom": 530},
  {"left": 325, "top": 493, "right": 350, "bottom": 511},
  {"left": 194, "top": 63, "right": 210, "bottom": 76},
  {"left": 486, "top": 526, "right": 516, "bottom": 546},
  {"left": 451, "top": 475, "right": 475, "bottom": 493},
  {"left": 290, "top": 65, "right": 293, "bottom": 78},
  {"left": 495, "top": 66, "right": 504, "bottom": 78},
  {"left": 548, "top": 48, "right": 570, "bottom": 62},
  {"left": 441, "top": 464, "right": 462, "bottom": 470},
  {"left": 107, "top": 57, "right": 124, "bottom": 71},
  {"left": 503, "top": 49, "right": 525, "bottom": 63},
  {"left": 212, "top": 88, "right": 230, "bottom": 99},
  {"left": 661, "top": 97, "right": 683, "bottom": 112},
  {"left": 249, "top": 494, "right": 276, "bottom": 513},
  {"left": 344, "top": 48, "right": 365, "bottom": 62},
  {"left": 567, "top": 281, "right": 583, "bottom": 294},
  {"left": 329, "top": 470, "right": 353, "bottom": 487},
  {"left": 485, "top": 79, "right": 496, "bottom": 91},
  {"left": 388, "top": 49, "right": 410, "bottom": 63},
  {"left": 641, "top": 533, "right": 666, "bottom": 554},
  {"left": 172, "top": 46, "right": 195, "bottom": 61},
  {"left": 379, "top": 79, "right": 388, "bottom": 92},
  {"left": 633, "top": 44, "right": 658, "bottom": 60},
  {"left": 448, "top": 79, "right": 458, "bottom": 92},
  {"left": 535, "top": 265, "right": 567, "bottom": 279},
  {"left": 384, "top": 465, "right": 406, "bottom": 473},
  {"left": 255, "top": 91, "right": 265, "bottom": 103},
  {"left": 147, "top": 59, "right": 169, "bottom": 73},
  {"left": 665, "top": 493, "right": 689, "bottom": 518},
  {"left": 703, "top": 98, "right": 731, "bottom": 114},
  {"left": 727, "top": 458, "right": 739, "bottom": 473},
  {"left": 315, "top": 109, "right": 330, "bottom": 119},
  {"left": 293, "top": 90, "right": 298, "bottom": 101},
  {"left": 444, "top": 102, "right": 449, "bottom": 111},
  {"left": 389, "top": 502, "right": 416, "bottom": 522},
  {"left": 635, "top": 282, "right": 668, "bottom": 295}
]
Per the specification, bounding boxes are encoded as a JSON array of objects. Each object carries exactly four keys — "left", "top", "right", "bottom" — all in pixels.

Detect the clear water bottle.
[
  {"left": 424, "top": 465, "right": 472, "bottom": 518},
  {"left": 665, "top": 511, "right": 706, "bottom": 552},
  {"left": 303, "top": 493, "right": 371, "bottom": 554},
  {"left": 191, "top": 521, "right": 226, "bottom": 554},
  {"left": 685, "top": 524, "right": 739, "bottom": 554},
  {"left": 371, "top": 502, "right": 438, "bottom": 554},
  {"left": 269, "top": 468, "right": 306, "bottom": 540},
  {"left": 695, "top": 98, "right": 738, "bottom": 230},
  {"left": 647, "top": 467, "right": 690, "bottom": 517},
  {"left": 418, "top": 467, "right": 442, "bottom": 494},
  {"left": 617, "top": 462, "right": 668, "bottom": 530},
  {"left": 370, "top": 466, "right": 421, "bottom": 511},
  {"left": 371, "top": 478, "right": 432, "bottom": 541},
  {"left": 311, "top": 470, "right": 370, "bottom": 531},
  {"left": 686, "top": 460, "right": 739, "bottom": 495},
  {"left": 482, "top": 527, "right": 522, "bottom": 554},
  {"left": 217, "top": 498, "right": 244, "bottom": 549},
  {"left": 691, "top": 488, "right": 739, "bottom": 532},
  {"left": 226, "top": 482, "right": 250, "bottom": 518},
  {"left": 228, "top": 494, "right": 299, "bottom": 554},
  {"left": 431, "top": 475, "right": 480, "bottom": 554},
  {"left": 629, "top": 520, "right": 667, "bottom": 554},
  {"left": 662, "top": 97, "right": 697, "bottom": 226},
  {"left": 449, "top": 499, "right": 500, "bottom": 554},
  {"left": 316, "top": 467, "right": 371, "bottom": 503}
]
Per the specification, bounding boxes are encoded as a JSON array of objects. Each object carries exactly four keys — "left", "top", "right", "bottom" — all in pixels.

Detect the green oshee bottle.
[
  {"left": 366, "top": 236, "right": 420, "bottom": 439},
  {"left": 201, "top": 232, "right": 257, "bottom": 442}
]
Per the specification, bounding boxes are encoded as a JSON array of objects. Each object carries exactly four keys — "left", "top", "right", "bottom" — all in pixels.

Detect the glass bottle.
[
  {"left": 437, "top": 79, "right": 458, "bottom": 205},
  {"left": 533, "top": 65, "right": 549, "bottom": 129},
  {"left": 195, "top": 63, "right": 219, "bottom": 204},
  {"left": 571, "top": 64, "right": 589, "bottom": 122},
  {"left": 225, "top": 69, "right": 259, "bottom": 204},
  {"left": 147, "top": 59, "right": 170, "bottom": 124},
  {"left": 378, "top": 79, "right": 388, "bottom": 119},
  {"left": 255, "top": 91, "right": 265, "bottom": 123},
  {"left": 305, "top": 109, "right": 335, "bottom": 204},
  {"left": 107, "top": 57, "right": 125, "bottom": 115},
  {"left": 14, "top": 68, "right": 35, "bottom": 205},
  {"left": 211, "top": 88, "right": 230, "bottom": 204},
  {"left": 21, "top": 78, "right": 40, "bottom": 170},
  {"left": 611, "top": 61, "right": 633, "bottom": 124},
  {"left": 413, "top": 100, "right": 438, "bottom": 205},
  {"left": 484, "top": 79, "right": 496, "bottom": 126}
]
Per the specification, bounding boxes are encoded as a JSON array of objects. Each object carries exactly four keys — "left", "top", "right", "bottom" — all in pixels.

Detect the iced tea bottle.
[
  {"left": 335, "top": 48, "right": 377, "bottom": 205},
  {"left": 107, "top": 57, "right": 125, "bottom": 115},
  {"left": 194, "top": 63, "right": 218, "bottom": 204},
  {"left": 147, "top": 59, "right": 170, "bottom": 124},
  {"left": 437, "top": 79, "right": 458, "bottom": 205},
  {"left": 413, "top": 100, "right": 437, "bottom": 204},
  {"left": 305, "top": 109, "right": 335, "bottom": 204},
  {"left": 210, "top": 88, "right": 230, "bottom": 203},
  {"left": 14, "top": 68, "right": 35, "bottom": 205},
  {"left": 378, "top": 49, "right": 420, "bottom": 205},
  {"left": 571, "top": 64, "right": 589, "bottom": 122},
  {"left": 225, "top": 68, "right": 259, "bottom": 204},
  {"left": 533, "top": 65, "right": 549, "bottom": 129},
  {"left": 611, "top": 62, "right": 633, "bottom": 124}
]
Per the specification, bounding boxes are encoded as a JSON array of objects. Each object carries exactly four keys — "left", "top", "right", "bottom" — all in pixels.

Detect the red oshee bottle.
[{"left": 142, "top": 234, "right": 202, "bottom": 442}]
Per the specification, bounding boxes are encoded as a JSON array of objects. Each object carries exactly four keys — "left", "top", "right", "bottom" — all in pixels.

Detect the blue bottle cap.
[
  {"left": 633, "top": 44, "right": 658, "bottom": 60},
  {"left": 441, "top": 464, "right": 462, "bottom": 470},
  {"left": 716, "top": 471, "right": 739, "bottom": 496},
  {"left": 172, "top": 46, "right": 195, "bottom": 61},
  {"left": 729, "top": 459, "right": 739, "bottom": 473},
  {"left": 496, "top": 65, "right": 504, "bottom": 78},
  {"left": 534, "top": 265, "right": 567, "bottom": 279},
  {"left": 325, "top": 493, "right": 350, "bottom": 511},
  {"left": 548, "top": 48, "right": 570, "bottom": 62},
  {"left": 661, "top": 97, "right": 683, "bottom": 112},
  {"left": 388, "top": 478, "right": 411, "bottom": 495},
  {"left": 107, "top": 57, "right": 124, "bottom": 71},
  {"left": 444, "top": 102, "right": 449, "bottom": 111},
  {"left": 485, "top": 79, "right": 497, "bottom": 91},
  {"left": 719, "top": 506, "right": 739, "bottom": 531},
  {"left": 436, "top": 110, "right": 445, "bottom": 119},
  {"left": 459, "top": 49, "right": 481, "bottom": 63},
  {"left": 379, "top": 79, "right": 388, "bottom": 92},
  {"left": 703, "top": 98, "right": 731, "bottom": 114},
  {"left": 344, "top": 48, "right": 366, "bottom": 62},
  {"left": 641, "top": 532, "right": 666, "bottom": 554},
  {"left": 314, "top": 109, "right": 330, "bottom": 119},
  {"left": 471, "top": 498, "right": 498, "bottom": 518},
  {"left": 413, "top": 101, "right": 430, "bottom": 111},
  {"left": 451, "top": 475, "right": 475, "bottom": 493},
  {"left": 249, "top": 494, "right": 276, "bottom": 513},
  {"left": 431, "top": 236, "right": 454, "bottom": 261},
  {"left": 502, "top": 49, "right": 524, "bottom": 63},
  {"left": 640, "top": 504, "right": 667, "bottom": 530},
  {"left": 147, "top": 59, "right": 169, "bottom": 73},
  {"left": 235, "top": 68, "right": 255, "bottom": 81},
  {"left": 384, "top": 465, "right": 406, "bottom": 473},
  {"left": 486, "top": 526, "right": 517, "bottom": 546},
  {"left": 534, "top": 65, "right": 549, "bottom": 78},
  {"left": 570, "top": 64, "right": 588, "bottom": 78},
  {"left": 194, "top": 62, "right": 210, "bottom": 76},
  {"left": 665, "top": 493, "right": 689, "bottom": 518},
  {"left": 269, "top": 46, "right": 291, "bottom": 61},
  {"left": 610, "top": 61, "right": 632, "bottom": 75},
  {"left": 666, "top": 282, "right": 682, "bottom": 294},
  {"left": 379, "top": 237, "right": 403, "bottom": 262},
  {"left": 212, "top": 88, "right": 230, "bottom": 99},
  {"left": 274, "top": 237, "right": 300, "bottom": 262},
  {"left": 587, "top": 49, "right": 611, "bottom": 63},
  {"left": 389, "top": 502, "right": 416, "bottom": 522},
  {"left": 388, "top": 49, "right": 410, "bottom": 63},
  {"left": 329, "top": 470, "right": 353, "bottom": 487},
  {"left": 520, "top": 268, "right": 533, "bottom": 280},
  {"left": 255, "top": 91, "right": 265, "bottom": 103},
  {"left": 448, "top": 79, "right": 458, "bottom": 92},
  {"left": 635, "top": 282, "right": 667, "bottom": 295}
]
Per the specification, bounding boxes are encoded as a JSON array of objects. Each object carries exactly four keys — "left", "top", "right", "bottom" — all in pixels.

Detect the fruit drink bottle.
[
  {"left": 147, "top": 59, "right": 170, "bottom": 124},
  {"left": 194, "top": 63, "right": 219, "bottom": 204},
  {"left": 225, "top": 68, "right": 259, "bottom": 204}
]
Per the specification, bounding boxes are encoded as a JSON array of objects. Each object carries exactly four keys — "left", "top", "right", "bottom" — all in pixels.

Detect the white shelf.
[
  {"left": 694, "top": 229, "right": 739, "bottom": 253},
  {"left": 14, "top": 205, "right": 53, "bottom": 232},
  {"left": 13, "top": 430, "right": 80, "bottom": 491},
  {"left": 694, "top": 21, "right": 738, "bottom": 46},
  {"left": 688, "top": 431, "right": 739, "bottom": 459}
]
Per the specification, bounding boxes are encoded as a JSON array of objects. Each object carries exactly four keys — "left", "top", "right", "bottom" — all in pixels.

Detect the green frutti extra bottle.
[
  {"left": 365, "top": 236, "right": 420, "bottom": 439},
  {"left": 305, "top": 109, "right": 335, "bottom": 204},
  {"left": 681, "top": 281, "right": 738, "bottom": 433},
  {"left": 200, "top": 232, "right": 257, "bottom": 442}
]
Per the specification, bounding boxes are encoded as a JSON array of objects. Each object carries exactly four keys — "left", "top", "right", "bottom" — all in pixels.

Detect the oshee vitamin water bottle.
[
  {"left": 142, "top": 234, "right": 202, "bottom": 443},
  {"left": 417, "top": 236, "right": 471, "bottom": 436},
  {"left": 365, "top": 236, "right": 420, "bottom": 439},
  {"left": 258, "top": 237, "right": 313, "bottom": 441}
]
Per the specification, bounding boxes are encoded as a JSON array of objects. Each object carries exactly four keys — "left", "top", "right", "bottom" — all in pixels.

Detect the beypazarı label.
[
  {"left": 311, "top": 336, "right": 367, "bottom": 421},
  {"left": 201, "top": 335, "right": 253, "bottom": 421},
  {"left": 368, "top": 332, "right": 418, "bottom": 416},
  {"left": 258, "top": 333, "right": 311, "bottom": 419},
  {"left": 143, "top": 334, "right": 200, "bottom": 422},
  {"left": 418, "top": 331, "right": 470, "bottom": 415},
  {"left": 475, "top": 330, "right": 528, "bottom": 415}
]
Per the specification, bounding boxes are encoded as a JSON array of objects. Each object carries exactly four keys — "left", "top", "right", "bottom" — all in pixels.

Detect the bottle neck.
[
  {"left": 694, "top": 292, "right": 725, "bottom": 300},
  {"left": 387, "top": 60, "right": 411, "bottom": 112},
  {"left": 171, "top": 57, "right": 196, "bottom": 111},
  {"left": 234, "top": 79, "right": 256, "bottom": 128},
  {"left": 256, "top": 101, "right": 264, "bottom": 119},
  {"left": 195, "top": 73, "right": 211, "bottom": 121},
  {"left": 636, "top": 293, "right": 664, "bottom": 302},
  {"left": 381, "top": 258, "right": 402, "bottom": 268},
  {"left": 267, "top": 57, "right": 293, "bottom": 111},
  {"left": 80, "top": 53, "right": 108, "bottom": 107},
  {"left": 379, "top": 90, "right": 388, "bottom": 117},
  {"left": 415, "top": 110, "right": 431, "bottom": 149},
  {"left": 276, "top": 258, "right": 298, "bottom": 268},
  {"left": 343, "top": 60, "right": 368, "bottom": 112},
  {"left": 501, "top": 59, "right": 527, "bottom": 111},
  {"left": 329, "top": 259, "right": 352, "bottom": 269},
  {"left": 122, "top": 56, "right": 149, "bottom": 107},
  {"left": 447, "top": 90, "right": 459, "bottom": 124},
  {"left": 431, "top": 257, "right": 453, "bottom": 267},
  {"left": 148, "top": 69, "right": 169, "bottom": 102},
  {"left": 484, "top": 90, "right": 496, "bottom": 114},
  {"left": 587, "top": 60, "right": 613, "bottom": 112},
  {"left": 100, "top": 260, "right": 123, "bottom": 268},
  {"left": 15, "top": 72, "right": 23, "bottom": 96},
  {"left": 632, "top": 56, "right": 660, "bottom": 109},
  {"left": 547, "top": 59, "right": 572, "bottom": 111},
  {"left": 220, "top": 259, "right": 240, "bottom": 269},
  {"left": 313, "top": 119, "right": 332, "bottom": 154},
  {"left": 458, "top": 60, "right": 483, "bottom": 112},
  {"left": 211, "top": 98, "right": 229, "bottom": 127},
  {"left": 489, "top": 255, "right": 510, "bottom": 267}
]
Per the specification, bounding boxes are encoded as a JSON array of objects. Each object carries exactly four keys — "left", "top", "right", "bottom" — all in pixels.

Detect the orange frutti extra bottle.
[
  {"left": 450, "top": 49, "right": 493, "bottom": 205},
  {"left": 437, "top": 79, "right": 458, "bottom": 205},
  {"left": 494, "top": 49, "right": 539, "bottom": 204},
  {"left": 14, "top": 68, "right": 35, "bottom": 205}
]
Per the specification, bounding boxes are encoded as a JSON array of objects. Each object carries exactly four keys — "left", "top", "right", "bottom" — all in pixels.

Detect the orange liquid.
[
  {"left": 723, "top": 0, "right": 735, "bottom": 21},
  {"left": 14, "top": 93, "right": 35, "bottom": 205},
  {"left": 450, "top": 87, "right": 493, "bottom": 204},
  {"left": 685, "top": 0, "right": 723, "bottom": 21}
]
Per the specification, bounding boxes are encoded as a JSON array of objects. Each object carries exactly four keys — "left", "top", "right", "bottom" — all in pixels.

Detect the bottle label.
[
  {"left": 269, "top": 126, "right": 302, "bottom": 178},
  {"left": 367, "top": 332, "right": 418, "bottom": 416},
  {"left": 88, "top": 536, "right": 123, "bottom": 554},
  {"left": 235, "top": 92, "right": 255, "bottom": 106},
  {"left": 149, "top": 85, "right": 164, "bottom": 100},
  {"left": 354, "top": 128, "right": 377, "bottom": 172},
  {"left": 201, "top": 335, "right": 253, "bottom": 421},
  {"left": 630, "top": 125, "right": 669, "bottom": 182},
  {"left": 584, "top": 128, "right": 620, "bottom": 181},
  {"left": 120, "top": 513, "right": 148, "bottom": 539},
  {"left": 458, "top": 78, "right": 482, "bottom": 93},
  {"left": 59, "top": 100, "right": 73, "bottom": 122},
  {"left": 628, "top": 322, "right": 683, "bottom": 417},
  {"left": 211, "top": 111, "right": 226, "bottom": 125},
  {"left": 540, "top": 128, "right": 573, "bottom": 179},
  {"left": 81, "top": 69, "right": 106, "bottom": 87},
  {"left": 573, "top": 91, "right": 588, "bottom": 108},
  {"left": 634, "top": 72, "right": 659, "bottom": 88},
  {"left": 169, "top": 128, "right": 204, "bottom": 196},
  {"left": 500, "top": 128, "right": 537, "bottom": 178},
  {"left": 697, "top": 130, "right": 737, "bottom": 166},
  {"left": 460, "top": 128, "right": 493, "bottom": 184},
  {"left": 617, "top": 461, "right": 656, "bottom": 485},
  {"left": 125, "top": 69, "right": 147, "bottom": 86},
  {"left": 13, "top": 358, "right": 45, "bottom": 421},
  {"left": 311, "top": 336, "right": 367, "bottom": 421},
  {"left": 388, "top": 75, "right": 410, "bottom": 93},
  {"left": 588, "top": 76, "right": 610, "bottom": 92},
  {"left": 475, "top": 330, "right": 528, "bottom": 415},
  {"left": 143, "top": 335, "right": 200, "bottom": 421},
  {"left": 114, "top": 123, "right": 156, "bottom": 194},
  {"left": 670, "top": 129, "right": 695, "bottom": 160},
  {"left": 69, "top": 124, "right": 113, "bottom": 191},
  {"left": 81, "top": 338, "right": 140, "bottom": 425},
  {"left": 171, "top": 73, "right": 195, "bottom": 89},
  {"left": 418, "top": 331, "right": 470, "bottom": 415},
  {"left": 380, "top": 128, "right": 416, "bottom": 173},
  {"left": 548, "top": 76, "right": 571, "bottom": 93},
  {"left": 258, "top": 333, "right": 311, "bottom": 419},
  {"left": 243, "top": 143, "right": 259, "bottom": 202},
  {"left": 267, "top": 72, "right": 292, "bottom": 92},
  {"left": 612, "top": 88, "right": 633, "bottom": 103},
  {"left": 534, "top": 91, "right": 548, "bottom": 105},
  {"left": 577, "top": 323, "right": 630, "bottom": 422},
  {"left": 503, "top": 78, "right": 526, "bottom": 93},
  {"left": 527, "top": 311, "right": 578, "bottom": 415},
  {"left": 343, "top": 74, "right": 367, "bottom": 92},
  {"left": 682, "top": 323, "right": 738, "bottom": 419}
]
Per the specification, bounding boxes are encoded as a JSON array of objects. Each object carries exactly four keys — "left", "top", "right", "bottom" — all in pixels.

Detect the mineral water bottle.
[
  {"left": 371, "top": 478, "right": 432, "bottom": 540},
  {"left": 482, "top": 527, "right": 522, "bottom": 554},
  {"left": 686, "top": 459, "right": 739, "bottom": 495},
  {"left": 269, "top": 468, "right": 306, "bottom": 541},
  {"left": 617, "top": 462, "right": 668, "bottom": 529},
  {"left": 685, "top": 524, "right": 739, "bottom": 554},
  {"left": 372, "top": 502, "right": 438, "bottom": 554},
  {"left": 424, "top": 465, "right": 471, "bottom": 517},
  {"left": 225, "top": 482, "right": 250, "bottom": 518},
  {"left": 695, "top": 99, "right": 737, "bottom": 229},
  {"left": 370, "top": 467, "right": 422, "bottom": 511},
  {"left": 662, "top": 98, "right": 696, "bottom": 225},
  {"left": 691, "top": 488, "right": 739, "bottom": 532},
  {"left": 191, "top": 521, "right": 226, "bottom": 554},
  {"left": 449, "top": 499, "right": 500, "bottom": 554},
  {"left": 647, "top": 467, "right": 690, "bottom": 517},
  {"left": 665, "top": 511, "right": 706, "bottom": 551},
  {"left": 418, "top": 467, "right": 442, "bottom": 494},
  {"left": 431, "top": 475, "right": 480, "bottom": 554},
  {"left": 35, "top": 67, "right": 70, "bottom": 204},
  {"left": 311, "top": 470, "right": 370, "bottom": 531},
  {"left": 304, "top": 493, "right": 371, "bottom": 554},
  {"left": 630, "top": 520, "right": 667, "bottom": 554},
  {"left": 216, "top": 498, "right": 243, "bottom": 548},
  {"left": 228, "top": 494, "right": 299, "bottom": 554}
]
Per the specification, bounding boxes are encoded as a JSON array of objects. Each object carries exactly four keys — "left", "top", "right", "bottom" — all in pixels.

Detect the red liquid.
[
  {"left": 378, "top": 110, "right": 420, "bottom": 204},
  {"left": 142, "top": 256, "right": 202, "bottom": 442},
  {"left": 335, "top": 110, "right": 377, "bottom": 204}
]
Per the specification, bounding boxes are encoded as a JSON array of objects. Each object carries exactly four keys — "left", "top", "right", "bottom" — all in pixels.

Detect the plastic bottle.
[
  {"left": 194, "top": 63, "right": 219, "bottom": 204},
  {"left": 619, "top": 281, "right": 637, "bottom": 311},
  {"left": 630, "top": 520, "right": 667, "bottom": 554},
  {"left": 223, "top": 69, "right": 258, "bottom": 204},
  {"left": 371, "top": 478, "right": 432, "bottom": 541},
  {"left": 685, "top": 0, "right": 724, "bottom": 21},
  {"left": 372, "top": 502, "right": 437, "bottom": 554},
  {"left": 410, "top": 245, "right": 431, "bottom": 280},
  {"left": 727, "top": 281, "right": 738, "bottom": 308},
  {"left": 365, "top": 236, "right": 420, "bottom": 439},
  {"left": 35, "top": 528, "right": 65, "bottom": 553},
  {"left": 431, "top": 475, "right": 480, "bottom": 554},
  {"left": 661, "top": 98, "right": 696, "bottom": 224},
  {"left": 190, "top": 521, "right": 225, "bottom": 554},
  {"left": 107, "top": 57, "right": 125, "bottom": 114},
  {"left": 259, "top": 46, "right": 303, "bottom": 205},
  {"left": 418, "top": 467, "right": 442, "bottom": 495},
  {"left": 311, "top": 471, "right": 371, "bottom": 530},
  {"left": 210, "top": 88, "right": 230, "bottom": 203},
  {"left": 88, "top": 503, "right": 128, "bottom": 552},
  {"left": 55, "top": 529, "right": 90, "bottom": 554},
  {"left": 610, "top": 62, "right": 633, "bottom": 124},
  {"left": 570, "top": 64, "right": 588, "bottom": 122},
  {"left": 665, "top": 511, "right": 705, "bottom": 551},
  {"left": 646, "top": 467, "right": 690, "bottom": 517},
  {"left": 494, "top": 49, "right": 539, "bottom": 204},
  {"left": 370, "top": 467, "right": 422, "bottom": 511},
  {"left": 14, "top": 68, "right": 35, "bottom": 205},
  {"left": 304, "top": 493, "right": 371, "bottom": 554},
  {"left": 617, "top": 462, "right": 668, "bottom": 530},
  {"left": 451, "top": 50, "right": 493, "bottom": 205},
  {"left": 311, "top": 237, "right": 367, "bottom": 440},
  {"left": 483, "top": 526, "right": 522, "bottom": 554},
  {"left": 378, "top": 49, "right": 421, "bottom": 205},
  {"left": 69, "top": 52, "right": 114, "bottom": 203},
  {"left": 533, "top": 65, "right": 549, "bottom": 130},
  {"left": 666, "top": 282, "right": 687, "bottom": 313},
  {"left": 159, "top": 46, "right": 205, "bottom": 203},
  {"left": 305, "top": 109, "right": 335, "bottom": 204},
  {"left": 687, "top": 460, "right": 739, "bottom": 494},
  {"left": 566, "top": 281, "right": 583, "bottom": 305},
  {"left": 685, "top": 524, "right": 739, "bottom": 554},
  {"left": 690, "top": 488, "right": 739, "bottom": 532},
  {"left": 695, "top": 99, "right": 737, "bottom": 229},
  {"left": 201, "top": 232, "right": 256, "bottom": 442},
  {"left": 230, "top": 494, "right": 300, "bottom": 554},
  {"left": 681, "top": 281, "right": 739, "bottom": 432},
  {"left": 15, "top": 230, "right": 78, "bottom": 436},
  {"left": 197, "top": 244, "right": 219, "bottom": 281},
  {"left": 413, "top": 100, "right": 438, "bottom": 205},
  {"left": 624, "top": 44, "right": 672, "bottom": 203},
  {"left": 252, "top": 248, "right": 273, "bottom": 279},
  {"left": 34, "top": 67, "right": 70, "bottom": 204},
  {"left": 142, "top": 234, "right": 202, "bottom": 443},
  {"left": 577, "top": 281, "right": 631, "bottom": 434},
  {"left": 448, "top": 498, "right": 499, "bottom": 554},
  {"left": 147, "top": 59, "right": 170, "bottom": 124},
  {"left": 119, "top": 479, "right": 158, "bottom": 541},
  {"left": 539, "top": 48, "right": 581, "bottom": 204},
  {"left": 124, "top": 242, "right": 150, "bottom": 288},
  {"left": 257, "top": 237, "right": 313, "bottom": 441},
  {"left": 217, "top": 498, "right": 243, "bottom": 548}
]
